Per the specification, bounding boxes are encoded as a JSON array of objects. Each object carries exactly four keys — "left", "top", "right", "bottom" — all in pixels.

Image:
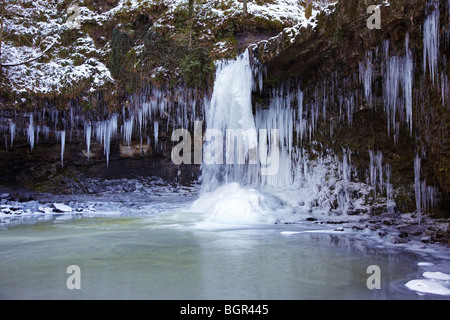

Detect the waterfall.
[
  {"left": 200, "top": 49, "right": 258, "bottom": 193},
  {"left": 195, "top": 49, "right": 374, "bottom": 219}
]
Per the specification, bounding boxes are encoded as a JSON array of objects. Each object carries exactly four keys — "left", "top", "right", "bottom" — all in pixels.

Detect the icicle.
[
  {"left": 384, "top": 55, "right": 399, "bottom": 138},
  {"left": 369, "top": 150, "right": 383, "bottom": 197},
  {"left": 359, "top": 51, "right": 373, "bottom": 108},
  {"left": 36, "top": 126, "right": 40, "bottom": 144},
  {"left": 60, "top": 130, "right": 66, "bottom": 168},
  {"left": 421, "top": 184, "right": 440, "bottom": 211},
  {"left": 297, "top": 89, "right": 305, "bottom": 144},
  {"left": 414, "top": 154, "right": 422, "bottom": 225},
  {"left": 9, "top": 121, "right": 15, "bottom": 148},
  {"left": 154, "top": 121, "right": 159, "bottom": 147},
  {"left": 123, "top": 116, "right": 134, "bottom": 146},
  {"left": 27, "top": 113, "right": 35, "bottom": 151},
  {"left": 85, "top": 122, "right": 91, "bottom": 161},
  {"left": 339, "top": 148, "right": 353, "bottom": 216},
  {"left": 385, "top": 163, "right": 392, "bottom": 202},
  {"left": 446, "top": 0, "right": 450, "bottom": 48},
  {"left": 423, "top": 0, "right": 440, "bottom": 84},
  {"left": 382, "top": 36, "right": 414, "bottom": 140},
  {"left": 95, "top": 115, "right": 118, "bottom": 167},
  {"left": 403, "top": 33, "right": 414, "bottom": 136},
  {"left": 441, "top": 72, "right": 449, "bottom": 105},
  {"left": 378, "top": 151, "right": 383, "bottom": 193}
]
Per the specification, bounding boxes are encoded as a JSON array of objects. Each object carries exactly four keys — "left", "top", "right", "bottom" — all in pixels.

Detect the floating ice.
[
  {"left": 405, "top": 279, "right": 450, "bottom": 296},
  {"left": 423, "top": 271, "right": 450, "bottom": 281}
]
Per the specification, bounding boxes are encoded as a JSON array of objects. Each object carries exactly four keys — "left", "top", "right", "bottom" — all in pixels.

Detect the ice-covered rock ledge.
[
  {"left": 0, "top": 192, "right": 96, "bottom": 224},
  {"left": 299, "top": 211, "right": 450, "bottom": 254}
]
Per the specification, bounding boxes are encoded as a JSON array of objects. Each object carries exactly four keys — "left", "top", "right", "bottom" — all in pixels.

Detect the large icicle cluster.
[{"left": 0, "top": 85, "right": 203, "bottom": 168}]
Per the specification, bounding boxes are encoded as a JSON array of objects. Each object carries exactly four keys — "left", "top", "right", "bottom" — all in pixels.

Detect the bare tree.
[{"left": 243, "top": 0, "right": 248, "bottom": 16}]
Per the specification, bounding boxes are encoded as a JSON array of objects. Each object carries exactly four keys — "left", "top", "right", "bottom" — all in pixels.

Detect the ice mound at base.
[{"left": 190, "top": 182, "right": 297, "bottom": 227}]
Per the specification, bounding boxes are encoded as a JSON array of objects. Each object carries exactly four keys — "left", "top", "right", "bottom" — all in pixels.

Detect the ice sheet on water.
[
  {"left": 405, "top": 259, "right": 450, "bottom": 296},
  {"left": 405, "top": 279, "right": 450, "bottom": 295}
]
